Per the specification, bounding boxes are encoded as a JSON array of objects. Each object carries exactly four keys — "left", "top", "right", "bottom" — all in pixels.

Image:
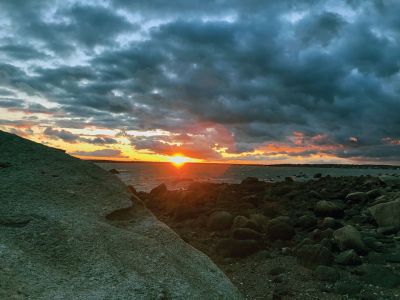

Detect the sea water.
[{"left": 96, "top": 162, "right": 400, "bottom": 192}]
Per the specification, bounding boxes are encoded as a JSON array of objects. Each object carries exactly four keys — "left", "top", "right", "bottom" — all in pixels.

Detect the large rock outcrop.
[{"left": 0, "top": 131, "right": 241, "bottom": 299}]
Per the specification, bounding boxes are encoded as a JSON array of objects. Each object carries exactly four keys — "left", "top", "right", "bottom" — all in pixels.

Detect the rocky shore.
[{"left": 137, "top": 174, "right": 400, "bottom": 299}]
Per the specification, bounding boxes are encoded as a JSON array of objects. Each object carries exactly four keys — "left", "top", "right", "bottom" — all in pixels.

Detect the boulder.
[
  {"left": 345, "top": 192, "right": 367, "bottom": 203},
  {"left": 314, "top": 200, "right": 344, "bottom": 218},
  {"left": 266, "top": 219, "right": 295, "bottom": 241},
  {"left": 232, "top": 215, "right": 260, "bottom": 231},
  {"left": 296, "top": 214, "right": 317, "bottom": 230},
  {"left": 0, "top": 131, "right": 241, "bottom": 299},
  {"left": 335, "top": 250, "right": 362, "bottom": 266},
  {"left": 333, "top": 225, "right": 368, "bottom": 255},
  {"left": 366, "top": 189, "right": 382, "bottom": 200},
  {"left": 369, "top": 200, "right": 400, "bottom": 228},
  {"left": 379, "top": 175, "right": 400, "bottom": 187},
  {"left": 150, "top": 183, "right": 167, "bottom": 197},
  {"left": 109, "top": 168, "right": 120, "bottom": 174},
  {"left": 296, "top": 244, "right": 334, "bottom": 269},
  {"left": 320, "top": 217, "right": 341, "bottom": 229},
  {"left": 232, "top": 228, "right": 262, "bottom": 240},
  {"left": 241, "top": 177, "right": 259, "bottom": 185},
  {"left": 207, "top": 211, "right": 234, "bottom": 231},
  {"left": 215, "top": 239, "right": 260, "bottom": 258}
]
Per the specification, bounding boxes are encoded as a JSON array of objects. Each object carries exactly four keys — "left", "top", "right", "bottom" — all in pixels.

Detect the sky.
[{"left": 0, "top": 0, "right": 399, "bottom": 164}]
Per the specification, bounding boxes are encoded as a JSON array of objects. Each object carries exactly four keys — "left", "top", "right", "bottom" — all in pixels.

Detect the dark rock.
[
  {"left": 314, "top": 173, "right": 322, "bottom": 178},
  {"left": 335, "top": 250, "right": 362, "bottom": 266},
  {"left": 362, "top": 237, "right": 385, "bottom": 252},
  {"left": 333, "top": 225, "right": 368, "bottom": 254},
  {"left": 207, "top": 211, "right": 233, "bottom": 231},
  {"left": 284, "top": 176, "right": 294, "bottom": 183},
  {"left": 266, "top": 219, "right": 295, "bottom": 241},
  {"left": 241, "top": 177, "right": 259, "bottom": 185},
  {"left": 232, "top": 215, "right": 263, "bottom": 232},
  {"left": 366, "top": 189, "right": 381, "bottom": 200},
  {"left": 314, "top": 200, "right": 344, "bottom": 218},
  {"left": 320, "top": 238, "right": 333, "bottom": 250},
  {"left": 346, "top": 192, "right": 367, "bottom": 203},
  {"left": 296, "top": 214, "right": 317, "bottom": 230},
  {"left": 249, "top": 214, "right": 269, "bottom": 231},
  {"left": 296, "top": 244, "right": 334, "bottom": 269},
  {"left": 320, "top": 217, "right": 340, "bottom": 229},
  {"left": 109, "top": 168, "right": 120, "bottom": 174},
  {"left": 150, "top": 183, "right": 168, "bottom": 197},
  {"left": 215, "top": 239, "right": 260, "bottom": 258},
  {"left": 269, "top": 266, "right": 286, "bottom": 276},
  {"left": 377, "top": 226, "right": 399, "bottom": 235},
  {"left": 232, "top": 228, "right": 262, "bottom": 240},
  {"left": 315, "top": 266, "right": 339, "bottom": 282},
  {"left": 263, "top": 202, "right": 286, "bottom": 218}
]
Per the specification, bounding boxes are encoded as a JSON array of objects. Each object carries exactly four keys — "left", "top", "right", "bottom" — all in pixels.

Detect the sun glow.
[{"left": 168, "top": 154, "right": 191, "bottom": 167}]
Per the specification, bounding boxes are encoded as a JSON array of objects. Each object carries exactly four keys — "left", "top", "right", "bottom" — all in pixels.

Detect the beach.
[{"left": 133, "top": 173, "right": 400, "bottom": 299}]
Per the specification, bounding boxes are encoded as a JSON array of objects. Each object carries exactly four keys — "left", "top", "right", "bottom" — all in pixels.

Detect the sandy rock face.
[{"left": 0, "top": 131, "right": 241, "bottom": 300}]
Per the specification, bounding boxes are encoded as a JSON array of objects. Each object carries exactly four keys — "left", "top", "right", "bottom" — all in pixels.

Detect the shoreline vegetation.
[
  {"left": 129, "top": 173, "right": 400, "bottom": 299},
  {"left": 92, "top": 159, "right": 400, "bottom": 169}
]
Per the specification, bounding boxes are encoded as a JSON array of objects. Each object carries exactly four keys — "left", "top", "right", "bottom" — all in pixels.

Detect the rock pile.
[{"left": 142, "top": 173, "right": 400, "bottom": 299}]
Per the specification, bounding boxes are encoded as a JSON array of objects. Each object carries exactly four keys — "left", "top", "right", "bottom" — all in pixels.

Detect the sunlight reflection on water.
[{"left": 96, "top": 162, "right": 400, "bottom": 192}]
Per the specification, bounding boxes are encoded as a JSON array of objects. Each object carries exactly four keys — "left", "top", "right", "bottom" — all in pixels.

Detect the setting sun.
[{"left": 168, "top": 154, "right": 191, "bottom": 167}]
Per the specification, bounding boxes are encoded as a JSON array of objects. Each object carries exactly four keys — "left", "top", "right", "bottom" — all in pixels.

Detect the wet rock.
[
  {"left": 232, "top": 228, "right": 262, "bottom": 240},
  {"left": 335, "top": 249, "right": 362, "bottom": 266},
  {"left": 314, "top": 173, "right": 322, "bottom": 178},
  {"left": 369, "top": 200, "right": 400, "bottom": 228},
  {"left": 150, "top": 183, "right": 168, "bottom": 197},
  {"left": 266, "top": 219, "right": 295, "bottom": 241},
  {"left": 315, "top": 266, "right": 339, "bottom": 282},
  {"left": 314, "top": 200, "right": 344, "bottom": 218},
  {"left": 296, "top": 244, "right": 334, "bottom": 269},
  {"left": 333, "top": 225, "right": 368, "bottom": 254},
  {"left": 296, "top": 214, "right": 317, "bottom": 230},
  {"left": 109, "top": 168, "right": 120, "bottom": 174},
  {"left": 207, "top": 211, "right": 234, "bottom": 231},
  {"left": 215, "top": 239, "right": 260, "bottom": 258},
  {"left": 346, "top": 191, "right": 367, "bottom": 203}
]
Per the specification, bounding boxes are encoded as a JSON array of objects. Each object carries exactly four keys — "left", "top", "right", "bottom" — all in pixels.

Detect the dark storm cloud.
[
  {"left": 1, "top": 0, "right": 400, "bottom": 162},
  {"left": 72, "top": 149, "right": 127, "bottom": 158}
]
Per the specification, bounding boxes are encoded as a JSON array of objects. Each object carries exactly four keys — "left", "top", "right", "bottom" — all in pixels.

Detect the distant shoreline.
[{"left": 90, "top": 159, "right": 400, "bottom": 169}]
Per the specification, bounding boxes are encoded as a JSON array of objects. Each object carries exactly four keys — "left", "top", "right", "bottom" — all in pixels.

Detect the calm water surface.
[{"left": 96, "top": 162, "right": 400, "bottom": 192}]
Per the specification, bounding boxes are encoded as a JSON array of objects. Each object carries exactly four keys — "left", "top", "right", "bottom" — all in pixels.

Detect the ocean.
[{"left": 96, "top": 162, "right": 400, "bottom": 192}]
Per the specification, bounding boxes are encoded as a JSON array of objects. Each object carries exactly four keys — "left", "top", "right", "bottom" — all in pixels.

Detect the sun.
[{"left": 168, "top": 154, "right": 191, "bottom": 167}]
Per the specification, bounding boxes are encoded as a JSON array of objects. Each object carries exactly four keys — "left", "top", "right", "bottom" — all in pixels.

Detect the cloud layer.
[{"left": 0, "top": 0, "right": 399, "bottom": 163}]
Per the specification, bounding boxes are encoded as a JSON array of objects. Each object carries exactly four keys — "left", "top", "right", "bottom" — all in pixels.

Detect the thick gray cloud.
[{"left": 1, "top": 0, "right": 399, "bottom": 162}]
